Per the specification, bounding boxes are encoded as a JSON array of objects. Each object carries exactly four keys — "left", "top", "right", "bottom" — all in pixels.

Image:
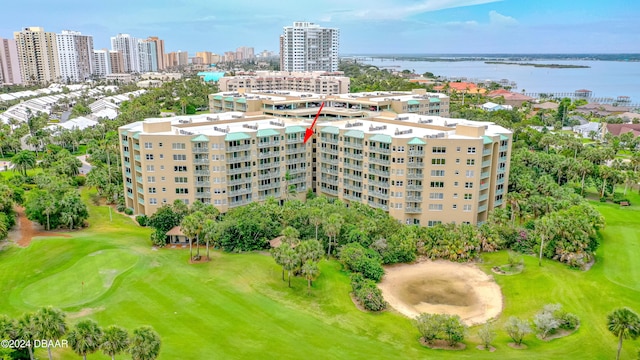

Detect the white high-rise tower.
[{"left": 280, "top": 22, "right": 339, "bottom": 72}]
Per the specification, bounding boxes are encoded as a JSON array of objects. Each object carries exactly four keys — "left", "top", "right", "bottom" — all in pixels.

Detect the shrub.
[
  {"left": 339, "top": 243, "right": 384, "bottom": 282},
  {"left": 116, "top": 204, "right": 126, "bottom": 212},
  {"left": 478, "top": 323, "right": 496, "bottom": 349},
  {"left": 351, "top": 274, "right": 386, "bottom": 311},
  {"left": 136, "top": 215, "right": 149, "bottom": 227},
  {"left": 89, "top": 192, "right": 101, "bottom": 206},
  {"left": 124, "top": 208, "right": 134, "bottom": 215},
  {"left": 559, "top": 312, "right": 580, "bottom": 330},
  {"left": 151, "top": 229, "right": 167, "bottom": 247},
  {"left": 72, "top": 176, "right": 86, "bottom": 187},
  {"left": 534, "top": 311, "right": 560, "bottom": 339},
  {"left": 599, "top": 197, "right": 607, "bottom": 202},
  {"left": 505, "top": 316, "right": 531, "bottom": 345},
  {"left": 507, "top": 251, "right": 524, "bottom": 270},
  {"left": 414, "top": 313, "right": 443, "bottom": 343},
  {"left": 414, "top": 313, "right": 466, "bottom": 346}
]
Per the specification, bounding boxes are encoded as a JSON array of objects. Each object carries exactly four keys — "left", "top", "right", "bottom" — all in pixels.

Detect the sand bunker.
[{"left": 378, "top": 260, "right": 502, "bottom": 325}]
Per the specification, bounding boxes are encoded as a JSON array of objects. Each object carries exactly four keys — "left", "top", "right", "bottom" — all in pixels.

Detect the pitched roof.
[
  {"left": 166, "top": 226, "right": 185, "bottom": 236},
  {"left": 606, "top": 123, "right": 640, "bottom": 136}
]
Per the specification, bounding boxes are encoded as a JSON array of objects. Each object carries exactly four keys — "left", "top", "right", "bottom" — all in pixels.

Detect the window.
[
  {"left": 452, "top": 204, "right": 457, "bottom": 209},
  {"left": 148, "top": 187, "right": 156, "bottom": 194},
  {"left": 429, "top": 192, "right": 444, "bottom": 200},
  {"left": 432, "top": 146, "right": 446, "bottom": 154},
  {"left": 172, "top": 143, "right": 186, "bottom": 150},
  {"left": 174, "top": 177, "right": 188, "bottom": 183},
  {"left": 453, "top": 193, "right": 459, "bottom": 198},
  {"left": 173, "top": 154, "right": 187, "bottom": 161},
  {"left": 162, "top": 187, "right": 166, "bottom": 192},
  {"left": 149, "top": 198, "right": 157, "bottom": 205},
  {"left": 158, "top": 143, "right": 163, "bottom": 148},
  {"left": 428, "top": 204, "right": 443, "bottom": 211},
  {"left": 144, "top": 142, "right": 153, "bottom": 149},
  {"left": 397, "top": 146, "right": 405, "bottom": 152},
  {"left": 466, "top": 159, "right": 475, "bottom": 165},
  {"left": 467, "top": 147, "right": 476, "bottom": 154},
  {"left": 466, "top": 170, "right": 474, "bottom": 177},
  {"left": 454, "top": 181, "right": 459, "bottom": 186},
  {"left": 147, "top": 176, "right": 155, "bottom": 183},
  {"left": 174, "top": 166, "right": 187, "bottom": 172},
  {"left": 464, "top": 193, "right": 473, "bottom": 200},
  {"left": 427, "top": 220, "right": 442, "bottom": 227},
  {"left": 396, "top": 158, "right": 405, "bottom": 164},
  {"left": 145, "top": 154, "right": 154, "bottom": 160},
  {"left": 431, "top": 158, "right": 446, "bottom": 165},
  {"left": 430, "top": 181, "right": 444, "bottom": 188},
  {"left": 463, "top": 204, "right": 472, "bottom": 212},
  {"left": 464, "top": 182, "right": 474, "bottom": 189},
  {"left": 396, "top": 181, "right": 404, "bottom": 187},
  {"left": 456, "top": 158, "right": 460, "bottom": 164},
  {"left": 431, "top": 170, "right": 445, "bottom": 177},
  {"left": 146, "top": 165, "right": 155, "bottom": 172},
  {"left": 456, "top": 147, "right": 461, "bottom": 152},
  {"left": 175, "top": 188, "right": 189, "bottom": 194},
  {"left": 159, "top": 154, "right": 164, "bottom": 159},
  {"left": 397, "top": 169, "right": 404, "bottom": 176}
]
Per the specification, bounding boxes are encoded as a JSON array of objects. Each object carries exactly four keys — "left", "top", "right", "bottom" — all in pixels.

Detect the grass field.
[{"left": 0, "top": 189, "right": 639, "bottom": 359}]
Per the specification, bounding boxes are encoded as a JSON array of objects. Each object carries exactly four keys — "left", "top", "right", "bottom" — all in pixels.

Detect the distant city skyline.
[{"left": 0, "top": 0, "right": 638, "bottom": 54}]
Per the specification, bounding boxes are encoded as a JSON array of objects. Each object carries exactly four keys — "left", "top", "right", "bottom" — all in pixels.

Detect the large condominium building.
[
  {"left": 92, "top": 49, "right": 111, "bottom": 77},
  {"left": 209, "top": 89, "right": 449, "bottom": 119},
  {"left": 281, "top": 22, "right": 339, "bottom": 72},
  {"left": 13, "top": 27, "right": 60, "bottom": 84},
  {"left": 110, "top": 34, "right": 139, "bottom": 73},
  {"left": 138, "top": 39, "right": 158, "bottom": 73},
  {"left": 218, "top": 71, "right": 350, "bottom": 94},
  {"left": 195, "top": 51, "right": 213, "bottom": 65},
  {"left": 147, "top": 37, "right": 165, "bottom": 70},
  {"left": 56, "top": 30, "right": 94, "bottom": 83},
  {"left": 119, "top": 111, "right": 511, "bottom": 226},
  {"left": 235, "top": 46, "right": 254, "bottom": 61},
  {"left": 109, "top": 51, "right": 125, "bottom": 74},
  {"left": 0, "top": 38, "right": 22, "bottom": 84}
]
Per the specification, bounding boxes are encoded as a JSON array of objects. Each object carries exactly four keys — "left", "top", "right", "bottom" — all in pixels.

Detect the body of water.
[{"left": 359, "top": 58, "right": 640, "bottom": 104}]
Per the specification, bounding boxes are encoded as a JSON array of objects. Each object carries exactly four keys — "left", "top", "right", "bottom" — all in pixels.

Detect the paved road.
[{"left": 0, "top": 155, "right": 92, "bottom": 174}]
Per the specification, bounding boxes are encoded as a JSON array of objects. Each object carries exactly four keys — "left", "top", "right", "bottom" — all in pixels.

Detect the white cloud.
[
  {"left": 335, "top": 0, "right": 503, "bottom": 21},
  {"left": 488, "top": 10, "right": 517, "bottom": 25}
]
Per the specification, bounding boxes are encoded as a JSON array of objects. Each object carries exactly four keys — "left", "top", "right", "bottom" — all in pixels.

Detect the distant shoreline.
[
  {"left": 484, "top": 61, "right": 590, "bottom": 68},
  {"left": 347, "top": 54, "right": 640, "bottom": 62}
]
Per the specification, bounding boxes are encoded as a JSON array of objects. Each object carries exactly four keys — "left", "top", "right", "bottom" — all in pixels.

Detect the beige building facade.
[
  {"left": 119, "top": 111, "right": 510, "bottom": 226},
  {"left": 218, "top": 71, "right": 350, "bottom": 94},
  {"left": 14, "top": 27, "right": 60, "bottom": 84}
]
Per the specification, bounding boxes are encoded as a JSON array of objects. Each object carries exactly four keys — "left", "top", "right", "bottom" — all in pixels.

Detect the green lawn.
[{"left": 0, "top": 190, "right": 639, "bottom": 359}]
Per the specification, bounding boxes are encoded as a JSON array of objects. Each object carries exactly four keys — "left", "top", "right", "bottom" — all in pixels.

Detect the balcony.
[
  {"left": 495, "top": 199, "right": 503, "bottom": 206},
  {"left": 368, "top": 179, "right": 390, "bottom": 188},
  {"left": 368, "top": 157, "right": 390, "bottom": 166},
  {"left": 370, "top": 147, "right": 391, "bottom": 154},
  {"left": 193, "top": 158, "right": 209, "bottom": 164},
  {"left": 500, "top": 145, "right": 508, "bottom": 152},
  {"left": 135, "top": 166, "right": 142, "bottom": 173},
  {"left": 479, "top": 194, "right": 488, "bottom": 202},
  {"left": 126, "top": 182, "right": 133, "bottom": 189},
  {"left": 258, "top": 141, "right": 280, "bottom": 148},
  {"left": 227, "top": 156, "right": 251, "bottom": 164},
  {"left": 478, "top": 205, "right": 488, "bottom": 213},
  {"left": 483, "top": 148, "right": 492, "bottom": 156},
  {"left": 133, "top": 144, "right": 140, "bottom": 150},
  {"left": 496, "top": 189, "right": 504, "bottom": 195},
  {"left": 320, "top": 157, "right": 339, "bottom": 165},
  {"left": 195, "top": 191, "right": 211, "bottom": 198},
  {"left": 137, "top": 187, "right": 143, "bottom": 194},
  {"left": 320, "top": 167, "right": 339, "bottom": 175},
  {"left": 405, "top": 207, "right": 422, "bottom": 214},
  {"left": 286, "top": 147, "right": 305, "bottom": 155},
  {"left": 344, "top": 172, "right": 363, "bottom": 182},
  {"left": 497, "top": 178, "right": 505, "bottom": 185},
  {"left": 226, "top": 144, "right": 251, "bottom": 152},
  {"left": 407, "top": 162, "right": 425, "bottom": 168},
  {"left": 368, "top": 168, "right": 390, "bottom": 177},
  {"left": 287, "top": 157, "right": 306, "bottom": 165},
  {"left": 229, "top": 188, "right": 253, "bottom": 196},
  {"left": 344, "top": 193, "right": 362, "bottom": 202},
  {"left": 406, "top": 184, "right": 423, "bottom": 191},
  {"left": 407, "top": 173, "right": 424, "bottom": 180},
  {"left": 343, "top": 183, "right": 362, "bottom": 192},
  {"left": 480, "top": 183, "right": 489, "bottom": 190},
  {"left": 319, "top": 137, "right": 339, "bottom": 144},
  {"left": 259, "top": 151, "right": 280, "bottom": 159},
  {"left": 286, "top": 137, "right": 302, "bottom": 144},
  {"left": 319, "top": 187, "right": 338, "bottom": 195},
  {"left": 499, "top": 156, "right": 507, "bottom": 162},
  {"left": 229, "top": 177, "right": 251, "bottom": 185},
  {"left": 481, "top": 172, "right": 490, "bottom": 179},
  {"left": 287, "top": 167, "right": 306, "bottom": 175},
  {"left": 127, "top": 192, "right": 133, "bottom": 199},
  {"left": 497, "top": 168, "right": 506, "bottom": 174},
  {"left": 369, "top": 191, "right": 389, "bottom": 199},
  {"left": 138, "top": 197, "right": 145, "bottom": 205},
  {"left": 406, "top": 195, "right": 423, "bottom": 202},
  {"left": 367, "top": 201, "right": 389, "bottom": 211},
  {"left": 258, "top": 182, "right": 281, "bottom": 190},
  {"left": 320, "top": 177, "right": 339, "bottom": 186},
  {"left": 136, "top": 176, "right": 143, "bottom": 183},
  {"left": 320, "top": 147, "right": 339, "bottom": 155},
  {"left": 343, "top": 162, "right": 362, "bottom": 171},
  {"left": 195, "top": 181, "right": 211, "bottom": 187},
  {"left": 194, "top": 170, "right": 209, "bottom": 176},
  {"left": 134, "top": 155, "right": 140, "bottom": 161},
  {"left": 228, "top": 167, "right": 250, "bottom": 175},
  {"left": 123, "top": 150, "right": 130, "bottom": 156},
  {"left": 192, "top": 147, "right": 209, "bottom": 153},
  {"left": 344, "top": 142, "right": 364, "bottom": 150},
  {"left": 259, "top": 162, "right": 280, "bottom": 170},
  {"left": 344, "top": 152, "right": 363, "bottom": 160},
  {"left": 482, "top": 160, "right": 491, "bottom": 168},
  {"left": 409, "top": 150, "right": 424, "bottom": 156},
  {"left": 229, "top": 198, "right": 252, "bottom": 207}
]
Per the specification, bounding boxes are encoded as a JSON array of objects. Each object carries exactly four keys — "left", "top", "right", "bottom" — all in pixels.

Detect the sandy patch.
[
  {"left": 8, "top": 207, "right": 71, "bottom": 247},
  {"left": 67, "top": 306, "right": 105, "bottom": 319},
  {"left": 377, "top": 260, "right": 502, "bottom": 326}
]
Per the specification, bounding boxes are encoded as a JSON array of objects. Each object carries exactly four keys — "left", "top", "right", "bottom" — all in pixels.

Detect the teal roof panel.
[
  {"left": 320, "top": 126, "right": 340, "bottom": 135},
  {"left": 344, "top": 130, "right": 364, "bottom": 139},
  {"left": 285, "top": 125, "right": 306, "bottom": 134},
  {"left": 191, "top": 134, "right": 210, "bottom": 142},
  {"left": 369, "top": 134, "right": 392, "bottom": 143},
  {"left": 408, "top": 137, "right": 426, "bottom": 145},
  {"left": 483, "top": 136, "right": 493, "bottom": 144},
  {"left": 257, "top": 128, "right": 280, "bottom": 137},
  {"left": 225, "top": 132, "right": 251, "bottom": 141},
  {"left": 407, "top": 100, "right": 420, "bottom": 105}
]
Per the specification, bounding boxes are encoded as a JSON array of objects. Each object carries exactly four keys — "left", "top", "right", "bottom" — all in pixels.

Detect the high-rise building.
[
  {"left": 0, "top": 38, "right": 23, "bottom": 84},
  {"left": 13, "top": 27, "right": 60, "bottom": 84},
  {"left": 138, "top": 39, "right": 158, "bottom": 73},
  {"left": 177, "top": 51, "right": 188, "bottom": 66},
  {"left": 118, "top": 111, "right": 511, "bottom": 226},
  {"left": 196, "top": 51, "right": 213, "bottom": 65},
  {"left": 280, "top": 21, "right": 339, "bottom": 72},
  {"left": 92, "top": 49, "right": 111, "bottom": 77},
  {"left": 235, "top": 47, "right": 254, "bottom": 62},
  {"left": 110, "top": 34, "right": 139, "bottom": 73},
  {"left": 147, "top": 37, "right": 165, "bottom": 70},
  {"left": 56, "top": 30, "right": 94, "bottom": 83},
  {"left": 109, "top": 50, "right": 125, "bottom": 74}
]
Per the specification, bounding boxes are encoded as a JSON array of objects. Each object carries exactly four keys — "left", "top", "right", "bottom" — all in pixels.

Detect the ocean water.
[{"left": 360, "top": 59, "right": 640, "bottom": 104}]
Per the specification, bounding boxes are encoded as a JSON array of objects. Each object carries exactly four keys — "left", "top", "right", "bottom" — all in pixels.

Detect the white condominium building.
[
  {"left": 280, "top": 22, "right": 339, "bottom": 72},
  {"left": 56, "top": 30, "right": 94, "bottom": 83}
]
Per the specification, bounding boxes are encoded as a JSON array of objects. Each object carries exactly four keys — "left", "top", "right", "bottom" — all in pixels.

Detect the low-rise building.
[{"left": 218, "top": 71, "right": 350, "bottom": 94}]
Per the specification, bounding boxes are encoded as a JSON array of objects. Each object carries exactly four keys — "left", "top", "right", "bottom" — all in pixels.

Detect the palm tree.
[
  {"left": 308, "top": 208, "right": 323, "bottom": 242},
  {"left": 33, "top": 307, "right": 67, "bottom": 360},
  {"left": 180, "top": 211, "right": 206, "bottom": 261},
  {"left": 16, "top": 313, "right": 37, "bottom": 360},
  {"left": 101, "top": 325, "right": 130, "bottom": 360},
  {"left": 281, "top": 226, "right": 300, "bottom": 247},
  {"left": 271, "top": 244, "right": 287, "bottom": 281},
  {"left": 323, "top": 214, "right": 343, "bottom": 257},
  {"left": 11, "top": 150, "right": 37, "bottom": 176},
  {"left": 301, "top": 260, "right": 319, "bottom": 294},
  {"left": 281, "top": 246, "right": 299, "bottom": 288},
  {"left": 607, "top": 308, "right": 640, "bottom": 360},
  {"left": 202, "top": 218, "right": 219, "bottom": 261},
  {"left": 0, "top": 314, "right": 16, "bottom": 341},
  {"left": 535, "top": 217, "right": 556, "bottom": 266},
  {"left": 67, "top": 319, "right": 103, "bottom": 360},
  {"left": 129, "top": 326, "right": 161, "bottom": 360}
]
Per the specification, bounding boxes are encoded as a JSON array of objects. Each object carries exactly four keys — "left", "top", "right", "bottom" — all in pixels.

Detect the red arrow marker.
[{"left": 303, "top": 102, "right": 325, "bottom": 144}]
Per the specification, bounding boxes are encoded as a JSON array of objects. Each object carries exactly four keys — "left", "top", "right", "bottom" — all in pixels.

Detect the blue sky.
[{"left": 0, "top": 0, "right": 638, "bottom": 54}]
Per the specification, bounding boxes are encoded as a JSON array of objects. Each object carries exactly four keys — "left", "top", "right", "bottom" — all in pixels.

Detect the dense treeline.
[{"left": 339, "top": 61, "right": 428, "bottom": 93}]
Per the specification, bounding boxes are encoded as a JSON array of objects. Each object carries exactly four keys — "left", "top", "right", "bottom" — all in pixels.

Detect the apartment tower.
[
  {"left": 0, "top": 38, "right": 23, "bottom": 84},
  {"left": 280, "top": 22, "right": 339, "bottom": 72},
  {"left": 56, "top": 30, "right": 94, "bottom": 83},
  {"left": 110, "top": 34, "right": 139, "bottom": 73},
  {"left": 13, "top": 27, "right": 60, "bottom": 84},
  {"left": 147, "top": 37, "right": 165, "bottom": 70},
  {"left": 92, "top": 49, "right": 111, "bottom": 77}
]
